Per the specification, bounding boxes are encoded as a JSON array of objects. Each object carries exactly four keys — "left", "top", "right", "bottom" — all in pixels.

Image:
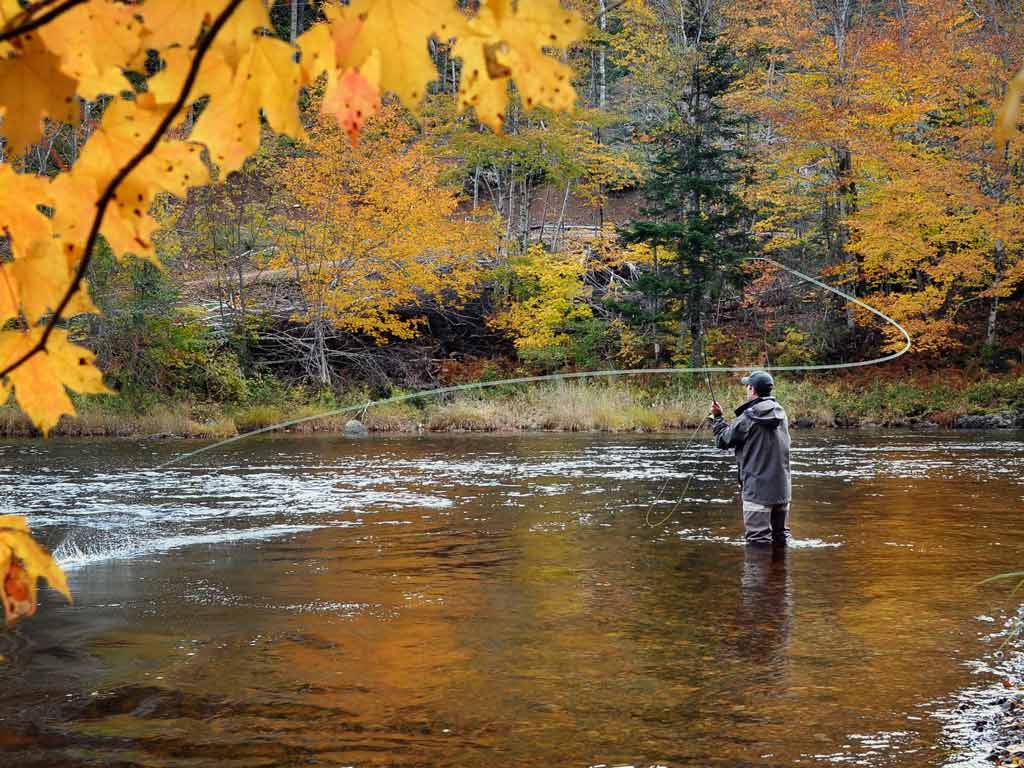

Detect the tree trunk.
[
  {"left": 519, "top": 177, "right": 531, "bottom": 252},
  {"left": 290, "top": 0, "right": 299, "bottom": 44},
  {"left": 236, "top": 260, "right": 249, "bottom": 367},
  {"left": 689, "top": 285, "right": 704, "bottom": 369},
  {"left": 313, "top": 320, "right": 330, "bottom": 386},
  {"left": 597, "top": 0, "right": 607, "bottom": 110},
  {"left": 553, "top": 181, "right": 571, "bottom": 252},
  {"left": 987, "top": 238, "right": 1005, "bottom": 346},
  {"left": 834, "top": 146, "right": 858, "bottom": 331},
  {"left": 505, "top": 167, "right": 516, "bottom": 245},
  {"left": 652, "top": 244, "right": 660, "bottom": 364}
]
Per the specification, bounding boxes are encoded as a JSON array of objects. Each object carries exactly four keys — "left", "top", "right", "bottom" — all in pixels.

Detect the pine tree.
[{"left": 620, "top": 15, "right": 754, "bottom": 368}]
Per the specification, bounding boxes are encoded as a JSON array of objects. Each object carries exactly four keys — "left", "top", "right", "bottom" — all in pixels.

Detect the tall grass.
[
  {"left": 0, "top": 402, "right": 237, "bottom": 438},
  {"left": 425, "top": 381, "right": 711, "bottom": 432}
]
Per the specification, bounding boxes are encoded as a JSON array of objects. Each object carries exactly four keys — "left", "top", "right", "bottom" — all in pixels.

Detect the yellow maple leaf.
[
  {"left": 244, "top": 36, "right": 305, "bottom": 138},
  {"left": 453, "top": 33, "right": 510, "bottom": 132},
  {"left": 146, "top": 47, "right": 234, "bottom": 111},
  {"left": 322, "top": 5, "right": 366, "bottom": 69},
  {"left": 491, "top": 0, "right": 584, "bottom": 49},
  {"left": 214, "top": 0, "right": 273, "bottom": 67},
  {"left": 323, "top": 50, "right": 383, "bottom": 143},
  {"left": 0, "top": 515, "right": 71, "bottom": 627},
  {"left": 77, "top": 97, "right": 167, "bottom": 181},
  {"left": 50, "top": 171, "right": 99, "bottom": 263},
  {"left": 37, "top": 0, "right": 142, "bottom": 99},
  {"left": 3, "top": 241, "right": 96, "bottom": 323},
  {"left": 340, "top": 0, "right": 468, "bottom": 109},
  {"left": 0, "top": 328, "right": 111, "bottom": 436},
  {"left": 0, "top": 34, "right": 78, "bottom": 151},
  {"left": 70, "top": 97, "right": 207, "bottom": 260},
  {"left": 0, "top": 163, "right": 52, "bottom": 259},
  {"left": 192, "top": 36, "right": 304, "bottom": 173},
  {"left": 138, "top": 0, "right": 225, "bottom": 50},
  {"left": 453, "top": 0, "right": 584, "bottom": 130},
  {"left": 298, "top": 22, "right": 337, "bottom": 86}
]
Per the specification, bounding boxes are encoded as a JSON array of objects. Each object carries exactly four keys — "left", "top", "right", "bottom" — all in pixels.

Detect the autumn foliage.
[
  {"left": 271, "top": 105, "right": 495, "bottom": 381},
  {"left": 727, "top": 0, "right": 1024, "bottom": 354}
]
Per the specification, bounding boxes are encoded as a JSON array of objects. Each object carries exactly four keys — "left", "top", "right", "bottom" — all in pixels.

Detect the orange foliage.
[{"left": 729, "top": 0, "right": 1024, "bottom": 355}]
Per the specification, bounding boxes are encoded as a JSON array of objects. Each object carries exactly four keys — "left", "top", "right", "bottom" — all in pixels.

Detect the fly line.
[{"left": 158, "top": 257, "right": 911, "bottom": 469}]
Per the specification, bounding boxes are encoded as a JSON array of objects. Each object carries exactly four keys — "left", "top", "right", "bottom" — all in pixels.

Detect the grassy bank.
[{"left": 2, "top": 371, "right": 1023, "bottom": 438}]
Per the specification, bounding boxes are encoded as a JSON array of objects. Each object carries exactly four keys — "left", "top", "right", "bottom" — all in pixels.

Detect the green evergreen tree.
[{"left": 619, "top": 17, "right": 755, "bottom": 368}]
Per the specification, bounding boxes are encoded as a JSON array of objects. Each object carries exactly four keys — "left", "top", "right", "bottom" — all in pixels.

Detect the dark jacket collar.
[{"left": 734, "top": 396, "right": 775, "bottom": 417}]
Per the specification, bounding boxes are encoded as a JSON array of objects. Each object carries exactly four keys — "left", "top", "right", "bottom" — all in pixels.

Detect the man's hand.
[{"left": 711, "top": 401, "right": 723, "bottom": 417}]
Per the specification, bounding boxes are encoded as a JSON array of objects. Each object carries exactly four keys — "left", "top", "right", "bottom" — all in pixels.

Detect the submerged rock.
[{"left": 343, "top": 419, "right": 369, "bottom": 437}]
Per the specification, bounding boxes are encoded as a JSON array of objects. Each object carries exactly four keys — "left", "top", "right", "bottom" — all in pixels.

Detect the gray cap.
[{"left": 741, "top": 370, "right": 774, "bottom": 394}]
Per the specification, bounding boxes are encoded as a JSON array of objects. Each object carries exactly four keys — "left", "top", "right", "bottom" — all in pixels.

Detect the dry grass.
[
  {"left": 0, "top": 403, "right": 238, "bottom": 438},
  {"left": 424, "top": 381, "right": 711, "bottom": 433},
  {"left": 772, "top": 380, "right": 837, "bottom": 427}
]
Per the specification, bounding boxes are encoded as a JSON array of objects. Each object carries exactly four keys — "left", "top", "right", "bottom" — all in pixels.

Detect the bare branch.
[{"left": 0, "top": 0, "right": 87, "bottom": 44}]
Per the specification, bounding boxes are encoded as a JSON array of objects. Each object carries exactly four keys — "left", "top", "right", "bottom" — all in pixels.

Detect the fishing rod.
[
  {"left": 157, "top": 257, "right": 911, "bottom": 470},
  {"left": 696, "top": 333, "right": 720, "bottom": 411}
]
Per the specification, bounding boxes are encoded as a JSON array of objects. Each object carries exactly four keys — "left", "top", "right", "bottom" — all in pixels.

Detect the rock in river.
[{"left": 344, "top": 419, "right": 369, "bottom": 437}]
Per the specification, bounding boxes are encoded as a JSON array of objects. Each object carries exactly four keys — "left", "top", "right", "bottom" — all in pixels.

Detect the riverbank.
[{"left": 2, "top": 372, "right": 1022, "bottom": 438}]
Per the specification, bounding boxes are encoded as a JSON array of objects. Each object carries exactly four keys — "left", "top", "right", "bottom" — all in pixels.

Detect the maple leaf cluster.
[
  {"left": 0, "top": 516, "right": 70, "bottom": 625},
  {"left": 0, "top": 0, "right": 585, "bottom": 625}
]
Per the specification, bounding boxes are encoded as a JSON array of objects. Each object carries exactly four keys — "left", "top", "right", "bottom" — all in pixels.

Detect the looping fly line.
[{"left": 158, "top": 257, "right": 912, "bottom": 469}]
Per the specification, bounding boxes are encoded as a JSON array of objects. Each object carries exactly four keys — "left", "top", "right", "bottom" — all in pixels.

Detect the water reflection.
[
  {"left": 735, "top": 545, "right": 793, "bottom": 673},
  {"left": 0, "top": 431, "right": 1021, "bottom": 767}
]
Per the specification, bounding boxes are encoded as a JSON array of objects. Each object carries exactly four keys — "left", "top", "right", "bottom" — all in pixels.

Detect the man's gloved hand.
[{"left": 711, "top": 401, "right": 723, "bottom": 417}]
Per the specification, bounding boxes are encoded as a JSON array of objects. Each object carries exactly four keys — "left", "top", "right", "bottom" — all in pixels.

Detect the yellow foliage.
[
  {"left": 728, "top": 0, "right": 1024, "bottom": 355},
  {"left": 454, "top": 0, "right": 586, "bottom": 131},
  {"left": 0, "top": 0, "right": 584, "bottom": 625},
  {"left": 491, "top": 243, "right": 592, "bottom": 351},
  {"left": 0, "top": 327, "right": 111, "bottom": 436},
  {"left": 271, "top": 105, "right": 496, "bottom": 342}
]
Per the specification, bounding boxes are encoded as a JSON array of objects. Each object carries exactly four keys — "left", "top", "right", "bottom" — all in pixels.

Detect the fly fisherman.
[{"left": 710, "top": 371, "right": 792, "bottom": 546}]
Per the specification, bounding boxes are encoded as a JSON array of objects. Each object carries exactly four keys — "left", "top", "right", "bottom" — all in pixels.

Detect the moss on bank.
[{"left": 1, "top": 372, "right": 1022, "bottom": 438}]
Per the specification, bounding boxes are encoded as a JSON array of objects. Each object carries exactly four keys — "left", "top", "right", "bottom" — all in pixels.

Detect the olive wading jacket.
[{"left": 712, "top": 397, "right": 792, "bottom": 506}]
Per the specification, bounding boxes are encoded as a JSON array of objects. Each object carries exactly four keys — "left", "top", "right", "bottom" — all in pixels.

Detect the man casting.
[{"left": 710, "top": 370, "right": 792, "bottom": 546}]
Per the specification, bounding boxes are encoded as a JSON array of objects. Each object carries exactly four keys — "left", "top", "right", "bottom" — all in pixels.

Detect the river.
[{"left": 1, "top": 430, "right": 1023, "bottom": 767}]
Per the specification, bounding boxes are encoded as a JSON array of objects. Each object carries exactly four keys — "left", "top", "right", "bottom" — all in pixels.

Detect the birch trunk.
[{"left": 986, "top": 239, "right": 1004, "bottom": 347}]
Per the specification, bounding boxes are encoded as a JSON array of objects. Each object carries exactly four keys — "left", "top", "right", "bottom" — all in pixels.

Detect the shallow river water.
[{"left": 1, "top": 430, "right": 1023, "bottom": 767}]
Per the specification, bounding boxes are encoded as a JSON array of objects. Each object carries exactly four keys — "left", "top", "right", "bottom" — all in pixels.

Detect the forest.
[{"left": 2, "top": 0, "right": 1024, "bottom": 437}]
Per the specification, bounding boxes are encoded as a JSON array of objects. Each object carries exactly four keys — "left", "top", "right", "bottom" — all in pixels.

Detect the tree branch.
[
  {"left": 0, "top": 0, "right": 87, "bottom": 44},
  {"left": 591, "top": 0, "right": 629, "bottom": 23},
  {"left": 0, "top": 0, "right": 244, "bottom": 380}
]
